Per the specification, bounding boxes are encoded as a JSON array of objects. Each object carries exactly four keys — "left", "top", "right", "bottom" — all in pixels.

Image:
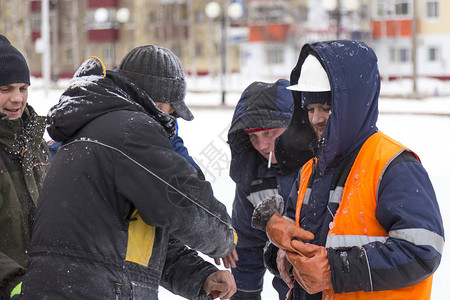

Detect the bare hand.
[
  {"left": 203, "top": 270, "right": 237, "bottom": 299},
  {"left": 214, "top": 248, "right": 239, "bottom": 269},
  {"left": 277, "top": 248, "right": 294, "bottom": 289}
]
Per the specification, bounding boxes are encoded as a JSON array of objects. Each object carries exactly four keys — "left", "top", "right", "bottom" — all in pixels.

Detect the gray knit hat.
[
  {"left": 0, "top": 35, "right": 30, "bottom": 87},
  {"left": 118, "top": 45, "right": 193, "bottom": 121}
]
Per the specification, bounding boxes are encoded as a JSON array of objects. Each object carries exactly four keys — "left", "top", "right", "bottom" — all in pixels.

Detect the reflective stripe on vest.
[{"left": 295, "top": 132, "right": 433, "bottom": 300}]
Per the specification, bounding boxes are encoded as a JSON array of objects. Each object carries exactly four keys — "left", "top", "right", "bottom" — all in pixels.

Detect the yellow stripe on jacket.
[{"left": 125, "top": 210, "right": 155, "bottom": 266}]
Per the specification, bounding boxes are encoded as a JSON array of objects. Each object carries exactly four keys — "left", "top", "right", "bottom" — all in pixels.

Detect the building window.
[
  {"left": 426, "top": 1, "right": 439, "bottom": 19},
  {"left": 195, "top": 42, "right": 202, "bottom": 58},
  {"left": 389, "top": 47, "right": 396, "bottom": 62},
  {"left": 172, "top": 43, "right": 182, "bottom": 58},
  {"left": 249, "top": 1, "right": 288, "bottom": 24},
  {"left": 389, "top": 47, "right": 411, "bottom": 63},
  {"left": 395, "top": 0, "right": 410, "bottom": 17},
  {"left": 374, "top": 0, "right": 411, "bottom": 19},
  {"left": 66, "top": 48, "right": 73, "bottom": 64},
  {"left": 296, "top": 4, "right": 308, "bottom": 22},
  {"left": 177, "top": 3, "right": 188, "bottom": 24},
  {"left": 265, "top": 46, "right": 284, "bottom": 65},
  {"left": 374, "top": 0, "right": 384, "bottom": 18},
  {"left": 4, "top": 20, "right": 12, "bottom": 34},
  {"left": 359, "top": 3, "right": 370, "bottom": 20},
  {"left": 149, "top": 11, "right": 157, "bottom": 25},
  {"left": 103, "top": 46, "right": 113, "bottom": 61},
  {"left": 399, "top": 48, "right": 410, "bottom": 63},
  {"left": 31, "top": 12, "right": 42, "bottom": 31},
  {"left": 428, "top": 47, "right": 439, "bottom": 61},
  {"left": 63, "top": 17, "right": 72, "bottom": 33},
  {"left": 195, "top": 9, "right": 204, "bottom": 24}
]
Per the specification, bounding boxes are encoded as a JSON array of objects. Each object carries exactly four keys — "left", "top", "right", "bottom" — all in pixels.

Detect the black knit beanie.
[
  {"left": 0, "top": 35, "right": 30, "bottom": 86},
  {"left": 301, "top": 91, "right": 331, "bottom": 108},
  {"left": 118, "top": 45, "right": 193, "bottom": 121}
]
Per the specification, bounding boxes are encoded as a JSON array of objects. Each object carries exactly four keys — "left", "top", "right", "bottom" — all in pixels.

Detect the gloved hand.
[
  {"left": 203, "top": 270, "right": 237, "bottom": 299},
  {"left": 266, "top": 213, "right": 314, "bottom": 252},
  {"left": 286, "top": 240, "right": 332, "bottom": 295},
  {"left": 251, "top": 195, "right": 284, "bottom": 232}
]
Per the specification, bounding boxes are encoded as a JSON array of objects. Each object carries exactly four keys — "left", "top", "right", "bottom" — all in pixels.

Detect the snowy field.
[{"left": 27, "top": 77, "right": 450, "bottom": 299}]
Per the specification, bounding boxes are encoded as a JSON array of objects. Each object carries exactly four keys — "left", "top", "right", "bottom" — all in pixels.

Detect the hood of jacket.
[
  {"left": 282, "top": 40, "right": 380, "bottom": 173},
  {"left": 47, "top": 57, "right": 176, "bottom": 143},
  {"left": 228, "top": 79, "right": 294, "bottom": 186}
]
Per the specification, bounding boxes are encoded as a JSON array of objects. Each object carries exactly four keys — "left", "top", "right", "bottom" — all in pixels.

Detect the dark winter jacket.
[
  {"left": 21, "top": 57, "right": 236, "bottom": 300},
  {"left": 228, "top": 79, "right": 296, "bottom": 242},
  {"left": 0, "top": 105, "right": 50, "bottom": 299},
  {"left": 265, "top": 40, "right": 444, "bottom": 299},
  {"left": 228, "top": 80, "right": 297, "bottom": 296},
  {"left": 48, "top": 122, "right": 205, "bottom": 178}
]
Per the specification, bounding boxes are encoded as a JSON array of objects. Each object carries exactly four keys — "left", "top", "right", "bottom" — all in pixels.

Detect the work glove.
[
  {"left": 286, "top": 240, "right": 332, "bottom": 295},
  {"left": 266, "top": 213, "right": 314, "bottom": 252},
  {"left": 250, "top": 194, "right": 314, "bottom": 251},
  {"left": 251, "top": 195, "right": 284, "bottom": 232}
]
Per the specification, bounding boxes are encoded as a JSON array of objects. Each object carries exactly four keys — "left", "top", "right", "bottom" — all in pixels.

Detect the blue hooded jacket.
[
  {"left": 265, "top": 40, "right": 444, "bottom": 299},
  {"left": 228, "top": 79, "right": 298, "bottom": 246},
  {"left": 228, "top": 80, "right": 300, "bottom": 296}
]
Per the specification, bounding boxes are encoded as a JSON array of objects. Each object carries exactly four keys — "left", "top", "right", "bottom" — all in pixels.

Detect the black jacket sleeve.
[
  {"left": 160, "top": 235, "right": 218, "bottom": 300},
  {"left": 0, "top": 251, "right": 25, "bottom": 299},
  {"left": 115, "top": 118, "right": 236, "bottom": 258}
]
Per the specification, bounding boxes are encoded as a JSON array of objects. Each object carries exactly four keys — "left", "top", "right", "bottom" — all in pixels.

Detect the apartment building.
[
  {"left": 371, "top": 0, "right": 450, "bottom": 80},
  {"left": 1, "top": 0, "right": 447, "bottom": 81},
  {"left": 240, "top": 0, "right": 371, "bottom": 80},
  {"left": 0, "top": 0, "right": 246, "bottom": 79}
]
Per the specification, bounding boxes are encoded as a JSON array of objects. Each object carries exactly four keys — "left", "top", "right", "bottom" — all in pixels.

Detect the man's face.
[
  {"left": 0, "top": 83, "right": 29, "bottom": 120},
  {"left": 155, "top": 102, "right": 174, "bottom": 115},
  {"left": 306, "top": 103, "right": 331, "bottom": 139},
  {"left": 248, "top": 128, "right": 286, "bottom": 164}
]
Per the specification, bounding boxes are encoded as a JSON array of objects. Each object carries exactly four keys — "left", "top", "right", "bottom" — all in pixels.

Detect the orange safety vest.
[{"left": 295, "top": 132, "right": 432, "bottom": 300}]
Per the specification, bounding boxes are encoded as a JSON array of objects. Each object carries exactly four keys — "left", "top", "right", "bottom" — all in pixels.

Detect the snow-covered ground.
[{"left": 27, "top": 77, "right": 450, "bottom": 299}]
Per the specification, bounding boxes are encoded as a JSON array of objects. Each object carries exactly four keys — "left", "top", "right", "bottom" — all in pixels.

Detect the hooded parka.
[
  {"left": 20, "top": 57, "right": 236, "bottom": 300},
  {"left": 228, "top": 80, "right": 303, "bottom": 299},
  {"left": 0, "top": 105, "right": 50, "bottom": 299},
  {"left": 264, "top": 41, "right": 444, "bottom": 299}
]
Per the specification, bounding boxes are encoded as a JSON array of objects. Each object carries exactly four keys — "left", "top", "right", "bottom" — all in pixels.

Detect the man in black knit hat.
[
  {"left": 117, "top": 45, "right": 206, "bottom": 180},
  {"left": 21, "top": 46, "right": 237, "bottom": 299},
  {"left": 0, "top": 35, "right": 51, "bottom": 299}
]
